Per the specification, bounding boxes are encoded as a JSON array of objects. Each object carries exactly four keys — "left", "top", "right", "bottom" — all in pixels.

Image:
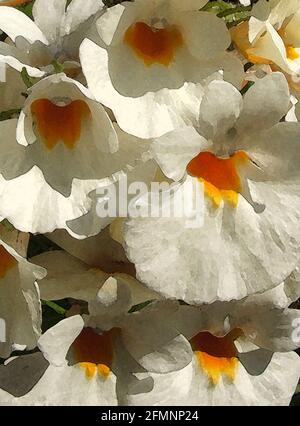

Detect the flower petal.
[
  {"left": 0, "top": 6, "right": 48, "bottom": 44},
  {"left": 32, "top": 0, "right": 67, "bottom": 44},
  {"left": 80, "top": 38, "right": 204, "bottom": 138},
  {"left": 236, "top": 73, "right": 290, "bottom": 135},
  {"left": 38, "top": 315, "right": 84, "bottom": 367},
  {"left": 151, "top": 127, "right": 210, "bottom": 182}
]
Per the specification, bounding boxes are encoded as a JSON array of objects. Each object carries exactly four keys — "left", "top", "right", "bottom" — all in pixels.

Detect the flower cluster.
[{"left": 0, "top": 0, "right": 300, "bottom": 406}]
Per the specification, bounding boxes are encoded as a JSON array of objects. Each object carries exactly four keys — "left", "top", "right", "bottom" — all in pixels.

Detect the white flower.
[
  {"left": 0, "top": 261, "right": 190, "bottom": 406},
  {"left": 0, "top": 233, "right": 46, "bottom": 358},
  {"left": 232, "top": 0, "right": 300, "bottom": 81},
  {"left": 0, "top": 0, "right": 103, "bottom": 78},
  {"left": 80, "top": 0, "right": 243, "bottom": 138},
  {"left": 123, "top": 73, "right": 300, "bottom": 304},
  {"left": 0, "top": 315, "right": 120, "bottom": 406},
  {"left": 127, "top": 286, "right": 300, "bottom": 406},
  {"left": 0, "top": 73, "right": 152, "bottom": 234}
]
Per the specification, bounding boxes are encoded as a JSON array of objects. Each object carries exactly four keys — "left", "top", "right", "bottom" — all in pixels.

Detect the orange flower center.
[
  {"left": 277, "top": 28, "right": 300, "bottom": 61},
  {"left": 71, "top": 327, "right": 118, "bottom": 380},
  {"left": 190, "top": 329, "right": 242, "bottom": 385},
  {"left": 285, "top": 45, "right": 300, "bottom": 61},
  {"left": 31, "top": 99, "right": 91, "bottom": 150},
  {"left": 187, "top": 151, "right": 249, "bottom": 208},
  {"left": 124, "top": 21, "right": 184, "bottom": 66},
  {"left": 0, "top": 245, "right": 17, "bottom": 279}
]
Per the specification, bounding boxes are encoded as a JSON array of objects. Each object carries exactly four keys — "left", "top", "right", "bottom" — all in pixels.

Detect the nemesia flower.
[
  {"left": 0, "top": 269, "right": 190, "bottom": 406},
  {"left": 123, "top": 73, "right": 300, "bottom": 304},
  {"left": 0, "top": 235, "right": 46, "bottom": 358},
  {"left": 80, "top": 0, "right": 243, "bottom": 138},
  {"left": 0, "top": 73, "right": 152, "bottom": 234},
  {"left": 231, "top": 0, "right": 300, "bottom": 84},
  {"left": 0, "top": 0, "right": 299, "bottom": 408},
  {"left": 127, "top": 286, "right": 300, "bottom": 406},
  {"left": 0, "top": 0, "right": 103, "bottom": 78}
]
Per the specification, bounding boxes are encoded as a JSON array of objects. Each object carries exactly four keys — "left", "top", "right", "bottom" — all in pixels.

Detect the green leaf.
[
  {"left": 201, "top": 1, "right": 234, "bottom": 13},
  {"left": 0, "top": 219, "right": 15, "bottom": 231},
  {"left": 0, "top": 108, "right": 21, "bottom": 121},
  {"left": 42, "top": 300, "right": 67, "bottom": 316},
  {"left": 16, "top": 2, "right": 34, "bottom": 19},
  {"left": 52, "top": 60, "right": 64, "bottom": 74},
  {"left": 240, "top": 80, "right": 255, "bottom": 96},
  {"left": 128, "top": 300, "right": 154, "bottom": 313},
  {"left": 21, "top": 67, "right": 37, "bottom": 89},
  {"left": 42, "top": 299, "right": 73, "bottom": 332},
  {"left": 217, "top": 5, "right": 252, "bottom": 19}
]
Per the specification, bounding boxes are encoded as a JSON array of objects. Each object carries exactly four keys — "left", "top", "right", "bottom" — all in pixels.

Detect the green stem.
[
  {"left": 240, "top": 80, "right": 255, "bottom": 96},
  {"left": 52, "top": 60, "right": 64, "bottom": 74},
  {"left": 217, "top": 5, "right": 252, "bottom": 18},
  {"left": 21, "top": 67, "right": 37, "bottom": 89},
  {"left": 42, "top": 300, "right": 67, "bottom": 316}
]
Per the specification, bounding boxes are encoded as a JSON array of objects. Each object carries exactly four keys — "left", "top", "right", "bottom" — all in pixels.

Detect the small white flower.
[
  {"left": 127, "top": 288, "right": 300, "bottom": 406},
  {"left": 124, "top": 73, "right": 300, "bottom": 303},
  {"left": 0, "top": 73, "right": 152, "bottom": 234},
  {"left": 0, "top": 234, "right": 46, "bottom": 359},
  {"left": 232, "top": 0, "right": 300, "bottom": 86},
  {"left": 0, "top": 257, "right": 190, "bottom": 406},
  {"left": 0, "top": 0, "right": 103, "bottom": 78},
  {"left": 80, "top": 0, "right": 243, "bottom": 138}
]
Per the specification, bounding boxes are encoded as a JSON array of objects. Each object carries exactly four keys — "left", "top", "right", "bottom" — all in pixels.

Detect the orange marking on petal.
[
  {"left": 231, "top": 22, "right": 273, "bottom": 65},
  {"left": 190, "top": 329, "right": 242, "bottom": 385},
  {"left": 230, "top": 21, "right": 252, "bottom": 55},
  {"left": 79, "top": 362, "right": 97, "bottom": 379},
  {"left": 0, "top": 245, "right": 17, "bottom": 279},
  {"left": 0, "top": 0, "right": 31, "bottom": 6},
  {"left": 98, "top": 364, "right": 111, "bottom": 379},
  {"left": 246, "top": 50, "right": 274, "bottom": 65},
  {"left": 197, "top": 352, "right": 239, "bottom": 385},
  {"left": 286, "top": 45, "right": 300, "bottom": 61},
  {"left": 187, "top": 151, "right": 249, "bottom": 208},
  {"left": 124, "top": 21, "right": 183, "bottom": 66},
  {"left": 72, "top": 327, "right": 118, "bottom": 380},
  {"left": 31, "top": 99, "right": 91, "bottom": 151},
  {"left": 276, "top": 28, "right": 300, "bottom": 60}
]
